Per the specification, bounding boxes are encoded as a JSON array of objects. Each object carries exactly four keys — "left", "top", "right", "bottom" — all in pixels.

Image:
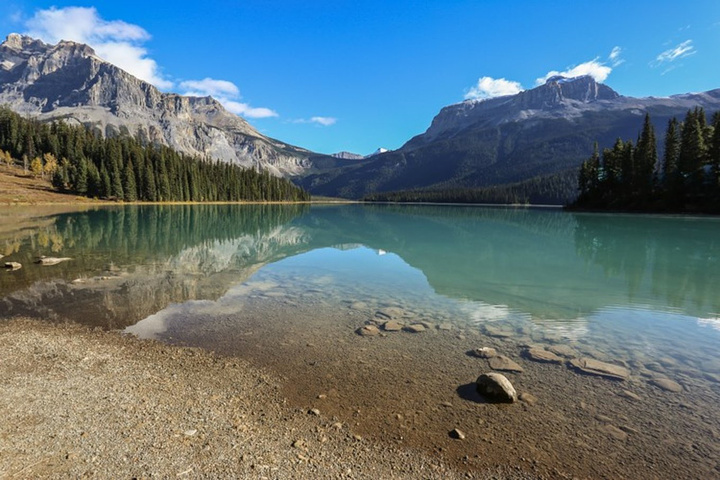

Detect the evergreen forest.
[
  {"left": 0, "top": 107, "right": 310, "bottom": 202},
  {"left": 574, "top": 108, "right": 720, "bottom": 212}
]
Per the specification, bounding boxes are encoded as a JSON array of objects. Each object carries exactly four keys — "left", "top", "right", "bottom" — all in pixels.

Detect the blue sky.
[{"left": 1, "top": 1, "right": 719, "bottom": 155}]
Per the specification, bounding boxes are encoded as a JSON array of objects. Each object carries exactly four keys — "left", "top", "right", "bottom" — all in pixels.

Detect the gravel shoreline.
[{"left": 0, "top": 318, "right": 539, "bottom": 479}]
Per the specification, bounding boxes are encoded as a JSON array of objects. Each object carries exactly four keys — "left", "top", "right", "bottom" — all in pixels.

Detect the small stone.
[
  {"left": 650, "top": 378, "right": 683, "bottom": 392},
  {"left": 525, "top": 348, "right": 562, "bottom": 364},
  {"left": 488, "top": 355, "right": 524, "bottom": 373},
  {"left": 440, "top": 401, "right": 453, "bottom": 408},
  {"left": 619, "top": 390, "right": 641, "bottom": 401},
  {"left": 599, "top": 424, "right": 628, "bottom": 441},
  {"left": 382, "top": 320, "right": 403, "bottom": 332},
  {"left": 438, "top": 323, "right": 453, "bottom": 331},
  {"left": 4, "top": 262, "right": 21, "bottom": 270},
  {"left": 472, "top": 347, "right": 497, "bottom": 359},
  {"left": 292, "top": 439, "right": 306, "bottom": 448},
  {"left": 317, "top": 394, "right": 327, "bottom": 399},
  {"left": 356, "top": 325, "right": 380, "bottom": 337},
  {"left": 308, "top": 408, "right": 320, "bottom": 416},
  {"left": 404, "top": 324, "right": 426, "bottom": 333},
  {"left": 476, "top": 372, "right": 517, "bottom": 403},
  {"left": 331, "top": 422, "right": 343, "bottom": 430},
  {"left": 450, "top": 428, "right": 466, "bottom": 440},
  {"left": 518, "top": 392, "right": 537, "bottom": 405},
  {"left": 183, "top": 429, "right": 197, "bottom": 436}
]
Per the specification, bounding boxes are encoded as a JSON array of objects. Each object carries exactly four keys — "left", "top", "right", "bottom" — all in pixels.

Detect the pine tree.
[{"left": 123, "top": 159, "right": 138, "bottom": 202}]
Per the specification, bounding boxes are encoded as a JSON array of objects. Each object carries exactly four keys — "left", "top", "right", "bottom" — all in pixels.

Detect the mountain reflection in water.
[{"left": 1, "top": 204, "right": 719, "bottom": 328}]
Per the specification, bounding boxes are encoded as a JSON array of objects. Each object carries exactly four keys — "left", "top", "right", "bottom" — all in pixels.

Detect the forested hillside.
[
  {"left": 0, "top": 107, "right": 309, "bottom": 202},
  {"left": 574, "top": 109, "right": 720, "bottom": 212}
]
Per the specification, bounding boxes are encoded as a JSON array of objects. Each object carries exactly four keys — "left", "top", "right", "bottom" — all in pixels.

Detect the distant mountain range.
[
  {"left": 301, "top": 75, "right": 720, "bottom": 199},
  {"left": 331, "top": 148, "right": 389, "bottom": 160},
  {"left": 3, "top": 33, "right": 720, "bottom": 201}
]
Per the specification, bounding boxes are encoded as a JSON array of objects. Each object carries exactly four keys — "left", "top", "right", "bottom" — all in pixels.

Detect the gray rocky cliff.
[{"left": 0, "top": 33, "right": 312, "bottom": 176}]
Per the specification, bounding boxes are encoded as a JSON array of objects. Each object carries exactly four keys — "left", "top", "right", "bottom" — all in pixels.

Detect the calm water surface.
[{"left": 2, "top": 204, "right": 720, "bottom": 477}]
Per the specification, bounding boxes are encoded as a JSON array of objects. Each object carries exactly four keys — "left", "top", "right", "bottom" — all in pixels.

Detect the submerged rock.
[
  {"left": 525, "top": 348, "right": 563, "bottom": 364},
  {"left": 472, "top": 347, "right": 497, "bottom": 359},
  {"left": 548, "top": 345, "right": 578, "bottom": 358},
  {"left": 488, "top": 355, "right": 524, "bottom": 373},
  {"left": 35, "top": 256, "right": 72, "bottom": 266},
  {"left": 382, "top": 320, "right": 403, "bottom": 332},
  {"left": 404, "top": 324, "right": 426, "bottom": 333},
  {"left": 650, "top": 378, "right": 683, "bottom": 392},
  {"left": 485, "top": 326, "right": 514, "bottom": 338},
  {"left": 375, "top": 307, "right": 408, "bottom": 320},
  {"left": 569, "top": 358, "right": 629, "bottom": 380},
  {"left": 356, "top": 325, "right": 380, "bottom": 337},
  {"left": 476, "top": 373, "right": 517, "bottom": 403}
]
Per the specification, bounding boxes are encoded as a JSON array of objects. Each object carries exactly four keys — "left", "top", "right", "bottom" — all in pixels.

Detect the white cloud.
[
  {"left": 179, "top": 77, "right": 278, "bottom": 119},
  {"left": 180, "top": 78, "right": 240, "bottom": 98},
  {"left": 310, "top": 116, "right": 337, "bottom": 126},
  {"left": 609, "top": 46, "right": 624, "bottom": 67},
  {"left": 23, "top": 6, "right": 172, "bottom": 89},
  {"left": 536, "top": 58, "right": 612, "bottom": 85},
  {"left": 464, "top": 76, "right": 523, "bottom": 100},
  {"left": 655, "top": 40, "right": 695, "bottom": 64},
  {"left": 290, "top": 116, "right": 338, "bottom": 126}
]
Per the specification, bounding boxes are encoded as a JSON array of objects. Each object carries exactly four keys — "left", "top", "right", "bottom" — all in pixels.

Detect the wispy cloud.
[
  {"left": 655, "top": 39, "right": 696, "bottom": 64},
  {"left": 23, "top": 6, "right": 172, "bottom": 89},
  {"left": 609, "top": 46, "right": 624, "bottom": 67},
  {"left": 536, "top": 58, "right": 613, "bottom": 85},
  {"left": 179, "top": 77, "right": 278, "bottom": 119},
  {"left": 290, "top": 116, "right": 337, "bottom": 126},
  {"left": 464, "top": 76, "right": 523, "bottom": 100}
]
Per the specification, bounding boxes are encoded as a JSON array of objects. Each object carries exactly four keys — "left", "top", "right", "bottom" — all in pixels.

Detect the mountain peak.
[{"left": 2, "top": 33, "right": 47, "bottom": 52}]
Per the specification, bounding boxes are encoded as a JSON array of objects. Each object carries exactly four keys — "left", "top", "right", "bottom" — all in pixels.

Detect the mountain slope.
[
  {"left": 0, "top": 33, "right": 317, "bottom": 176},
  {"left": 300, "top": 76, "right": 720, "bottom": 199}
]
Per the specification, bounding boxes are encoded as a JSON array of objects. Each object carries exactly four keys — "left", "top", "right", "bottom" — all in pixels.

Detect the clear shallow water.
[{"left": 2, "top": 204, "right": 720, "bottom": 476}]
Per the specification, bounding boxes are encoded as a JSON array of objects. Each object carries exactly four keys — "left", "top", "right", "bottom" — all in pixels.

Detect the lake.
[{"left": 2, "top": 204, "right": 719, "bottom": 478}]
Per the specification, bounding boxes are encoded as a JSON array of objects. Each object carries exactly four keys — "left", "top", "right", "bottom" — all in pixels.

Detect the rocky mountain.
[
  {"left": 0, "top": 33, "right": 319, "bottom": 176},
  {"left": 332, "top": 151, "right": 364, "bottom": 160},
  {"left": 300, "top": 75, "right": 720, "bottom": 199}
]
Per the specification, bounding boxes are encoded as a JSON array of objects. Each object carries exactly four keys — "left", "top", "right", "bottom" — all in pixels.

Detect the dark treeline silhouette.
[
  {"left": 573, "top": 108, "right": 720, "bottom": 212},
  {"left": 363, "top": 170, "right": 577, "bottom": 205},
  {"left": 0, "top": 106, "right": 309, "bottom": 202}
]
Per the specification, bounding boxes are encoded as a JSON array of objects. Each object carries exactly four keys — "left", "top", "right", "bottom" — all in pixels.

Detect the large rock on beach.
[
  {"left": 569, "top": 358, "right": 629, "bottom": 380},
  {"left": 476, "top": 373, "right": 517, "bottom": 403}
]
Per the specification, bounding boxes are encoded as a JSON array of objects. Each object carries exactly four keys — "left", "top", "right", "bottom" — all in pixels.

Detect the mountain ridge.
[
  {"left": 0, "top": 33, "right": 317, "bottom": 176},
  {"left": 300, "top": 76, "right": 720, "bottom": 199}
]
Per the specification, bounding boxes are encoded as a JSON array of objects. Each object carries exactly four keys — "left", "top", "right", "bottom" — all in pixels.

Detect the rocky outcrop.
[{"left": 0, "top": 34, "right": 314, "bottom": 177}]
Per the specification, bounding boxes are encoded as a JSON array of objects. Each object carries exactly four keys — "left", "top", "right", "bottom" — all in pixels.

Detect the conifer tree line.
[
  {"left": 0, "top": 106, "right": 310, "bottom": 202},
  {"left": 575, "top": 108, "right": 720, "bottom": 212}
]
